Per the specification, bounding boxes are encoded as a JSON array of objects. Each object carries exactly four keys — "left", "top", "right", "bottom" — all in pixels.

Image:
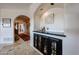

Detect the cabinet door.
[
  {"left": 34, "top": 34, "right": 40, "bottom": 49},
  {"left": 34, "top": 34, "right": 38, "bottom": 48},
  {"left": 41, "top": 36, "right": 48, "bottom": 55},
  {"left": 38, "top": 35, "right": 42, "bottom": 51},
  {"left": 55, "top": 38, "right": 62, "bottom": 55},
  {"left": 40, "top": 35, "right": 45, "bottom": 54},
  {"left": 46, "top": 38, "right": 52, "bottom": 55},
  {"left": 51, "top": 40, "right": 57, "bottom": 55},
  {"left": 50, "top": 38, "right": 62, "bottom": 55}
]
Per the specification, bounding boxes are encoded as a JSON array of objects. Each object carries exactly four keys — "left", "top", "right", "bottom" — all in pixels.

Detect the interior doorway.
[{"left": 14, "top": 15, "right": 30, "bottom": 42}]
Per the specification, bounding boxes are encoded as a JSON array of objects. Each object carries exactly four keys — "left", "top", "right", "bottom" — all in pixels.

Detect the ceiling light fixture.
[{"left": 50, "top": 3, "right": 54, "bottom": 5}]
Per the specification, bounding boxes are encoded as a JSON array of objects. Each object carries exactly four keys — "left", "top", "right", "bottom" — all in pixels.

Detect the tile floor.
[{"left": 0, "top": 39, "right": 40, "bottom": 55}]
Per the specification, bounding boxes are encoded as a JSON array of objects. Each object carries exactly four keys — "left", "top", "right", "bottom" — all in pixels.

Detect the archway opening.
[{"left": 14, "top": 15, "right": 30, "bottom": 42}]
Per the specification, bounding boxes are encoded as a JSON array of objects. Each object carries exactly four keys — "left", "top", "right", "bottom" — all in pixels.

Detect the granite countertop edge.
[{"left": 33, "top": 31, "right": 66, "bottom": 37}]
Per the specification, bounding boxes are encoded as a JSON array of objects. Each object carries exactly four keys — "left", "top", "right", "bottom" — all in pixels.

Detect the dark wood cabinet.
[{"left": 34, "top": 33, "right": 62, "bottom": 55}]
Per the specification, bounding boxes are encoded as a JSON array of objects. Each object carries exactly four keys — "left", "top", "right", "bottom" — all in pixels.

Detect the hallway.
[{"left": 0, "top": 38, "right": 40, "bottom": 55}]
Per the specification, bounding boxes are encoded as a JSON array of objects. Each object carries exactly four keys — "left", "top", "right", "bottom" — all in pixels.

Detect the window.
[{"left": 2, "top": 18, "right": 11, "bottom": 28}]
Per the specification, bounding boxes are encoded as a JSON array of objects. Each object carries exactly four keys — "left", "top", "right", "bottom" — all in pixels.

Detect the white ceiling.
[{"left": 0, "top": 3, "right": 32, "bottom": 9}]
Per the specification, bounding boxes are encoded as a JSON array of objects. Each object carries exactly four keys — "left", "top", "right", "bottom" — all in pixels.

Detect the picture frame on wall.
[{"left": 2, "top": 18, "right": 11, "bottom": 28}]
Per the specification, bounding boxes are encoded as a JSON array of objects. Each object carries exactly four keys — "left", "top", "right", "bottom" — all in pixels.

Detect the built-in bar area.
[{"left": 33, "top": 3, "right": 66, "bottom": 55}]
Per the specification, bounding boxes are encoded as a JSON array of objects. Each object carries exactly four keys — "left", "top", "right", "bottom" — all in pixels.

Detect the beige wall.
[
  {"left": 34, "top": 15, "right": 41, "bottom": 31},
  {"left": 63, "top": 3, "right": 79, "bottom": 55}
]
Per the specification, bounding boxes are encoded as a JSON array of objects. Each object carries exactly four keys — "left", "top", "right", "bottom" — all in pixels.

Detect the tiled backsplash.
[{"left": 45, "top": 24, "right": 64, "bottom": 33}]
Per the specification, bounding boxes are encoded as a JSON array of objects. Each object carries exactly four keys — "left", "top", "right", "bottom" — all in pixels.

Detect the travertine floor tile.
[{"left": 0, "top": 39, "right": 40, "bottom": 55}]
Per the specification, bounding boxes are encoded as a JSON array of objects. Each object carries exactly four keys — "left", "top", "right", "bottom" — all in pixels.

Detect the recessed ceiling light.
[{"left": 50, "top": 3, "right": 54, "bottom": 5}]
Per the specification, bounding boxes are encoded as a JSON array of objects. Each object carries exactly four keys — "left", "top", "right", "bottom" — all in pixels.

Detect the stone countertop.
[
  {"left": 33, "top": 31, "right": 66, "bottom": 39},
  {"left": 34, "top": 31, "right": 66, "bottom": 37}
]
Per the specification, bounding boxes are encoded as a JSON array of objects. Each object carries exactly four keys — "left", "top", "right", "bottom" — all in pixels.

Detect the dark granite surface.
[{"left": 33, "top": 31, "right": 66, "bottom": 37}]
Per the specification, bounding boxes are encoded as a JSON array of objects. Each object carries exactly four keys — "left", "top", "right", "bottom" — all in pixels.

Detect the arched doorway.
[{"left": 14, "top": 15, "right": 30, "bottom": 42}]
